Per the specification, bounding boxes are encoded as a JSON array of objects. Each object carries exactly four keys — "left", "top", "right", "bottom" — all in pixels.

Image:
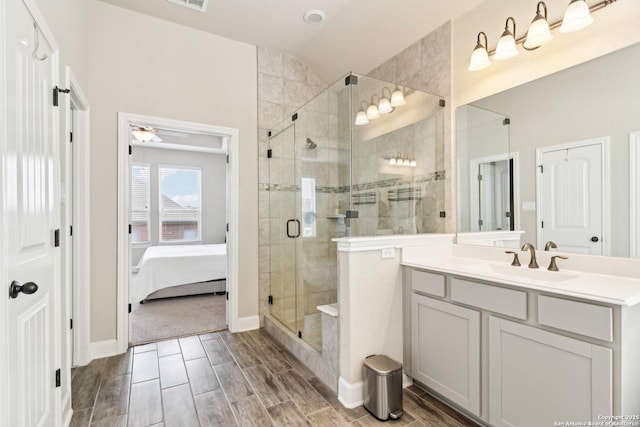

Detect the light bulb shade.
[
  {"left": 468, "top": 43, "right": 491, "bottom": 71},
  {"left": 390, "top": 89, "right": 405, "bottom": 107},
  {"left": 389, "top": 158, "right": 397, "bottom": 165},
  {"left": 468, "top": 32, "right": 491, "bottom": 71},
  {"left": 403, "top": 159, "right": 411, "bottom": 166},
  {"left": 494, "top": 31, "right": 518, "bottom": 60},
  {"left": 560, "top": 0, "right": 593, "bottom": 33},
  {"left": 354, "top": 110, "right": 369, "bottom": 125},
  {"left": 132, "top": 130, "right": 154, "bottom": 142},
  {"left": 524, "top": 14, "right": 553, "bottom": 49},
  {"left": 366, "top": 104, "right": 380, "bottom": 120},
  {"left": 378, "top": 97, "right": 393, "bottom": 114},
  {"left": 494, "top": 17, "right": 518, "bottom": 60},
  {"left": 410, "top": 159, "right": 417, "bottom": 167}
]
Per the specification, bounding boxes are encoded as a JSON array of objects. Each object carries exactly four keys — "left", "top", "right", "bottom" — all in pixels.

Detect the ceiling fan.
[{"left": 131, "top": 125, "right": 191, "bottom": 143}]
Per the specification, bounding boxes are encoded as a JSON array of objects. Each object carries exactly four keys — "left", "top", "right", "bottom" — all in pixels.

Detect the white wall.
[
  {"left": 131, "top": 146, "right": 227, "bottom": 265},
  {"left": 88, "top": 0, "right": 258, "bottom": 342}
]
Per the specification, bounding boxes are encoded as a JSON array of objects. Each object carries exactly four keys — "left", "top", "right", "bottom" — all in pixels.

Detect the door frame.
[
  {"left": 468, "top": 152, "right": 520, "bottom": 232},
  {"left": 63, "top": 66, "right": 91, "bottom": 367},
  {"left": 535, "top": 137, "right": 610, "bottom": 255},
  {"left": 630, "top": 131, "right": 640, "bottom": 258},
  {"left": 116, "top": 112, "right": 240, "bottom": 354}
]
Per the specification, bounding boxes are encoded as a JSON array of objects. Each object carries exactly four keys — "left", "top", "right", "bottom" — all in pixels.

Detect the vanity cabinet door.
[
  {"left": 489, "top": 317, "right": 612, "bottom": 427},
  {"left": 411, "top": 294, "right": 480, "bottom": 416}
]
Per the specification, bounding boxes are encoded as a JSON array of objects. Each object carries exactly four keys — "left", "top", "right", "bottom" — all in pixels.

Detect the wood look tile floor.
[{"left": 70, "top": 329, "right": 478, "bottom": 427}]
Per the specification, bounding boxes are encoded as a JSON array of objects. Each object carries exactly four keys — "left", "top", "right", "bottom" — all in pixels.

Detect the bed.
[{"left": 131, "top": 244, "right": 227, "bottom": 303}]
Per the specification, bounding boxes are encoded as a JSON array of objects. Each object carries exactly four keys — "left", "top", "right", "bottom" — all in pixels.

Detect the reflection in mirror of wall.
[{"left": 456, "top": 42, "right": 640, "bottom": 258}]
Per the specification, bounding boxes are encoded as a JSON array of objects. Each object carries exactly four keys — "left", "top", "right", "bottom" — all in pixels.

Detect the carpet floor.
[{"left": 130, "top": 294, "right": 226, "bottom": 345}]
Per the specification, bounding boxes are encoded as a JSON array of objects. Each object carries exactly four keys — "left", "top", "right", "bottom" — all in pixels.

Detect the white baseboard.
[
  {"left": 232, "top": 315, "right": 260, "bottom": 333},
  {"left": 403, "top": 373, "right": 413, "bottom": 389},
  {"left": 90, "top": 339, "right": 118, "bottom": 360},
  {"left": 338, "top": 377, "right": 364, "bottom": 408}
]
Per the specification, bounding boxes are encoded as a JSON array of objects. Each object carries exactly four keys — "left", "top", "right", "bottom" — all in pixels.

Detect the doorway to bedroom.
[{"left": 127, "top": 120, "right": 230, "bottom": 345}]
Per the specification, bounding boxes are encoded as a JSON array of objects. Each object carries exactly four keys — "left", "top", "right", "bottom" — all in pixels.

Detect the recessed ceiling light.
[{"left": 303, "top": 9, "right": 326, "bottom": 25}]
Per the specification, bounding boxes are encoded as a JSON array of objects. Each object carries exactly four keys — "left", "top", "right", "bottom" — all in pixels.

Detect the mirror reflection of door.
[
  {"left": 537, "top": 138, "right": 608, "bottom": 255},
  {"left": 470, "top": 156, "right": 515, "bottom": 232}
]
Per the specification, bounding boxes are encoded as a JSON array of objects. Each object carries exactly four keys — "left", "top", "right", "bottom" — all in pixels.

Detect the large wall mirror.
[{"left": 456, "top": 41, "right": 640, "bottom": 258}]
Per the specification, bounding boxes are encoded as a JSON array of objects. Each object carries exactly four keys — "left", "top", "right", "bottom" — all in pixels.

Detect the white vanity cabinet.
[
  {"left": 403, "top": 266, "right": 640, "bottom": 426},
  {"left": 411, "top": 293, "right": 480, "bottom": 416},
  {"left": 489, "top": 317, "right": 612, "bottom": 427}
]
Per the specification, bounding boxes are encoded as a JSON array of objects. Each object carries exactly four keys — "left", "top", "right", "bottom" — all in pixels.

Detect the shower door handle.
[{"left": 286, "top": 219, "right": 301, "bottom": 238}]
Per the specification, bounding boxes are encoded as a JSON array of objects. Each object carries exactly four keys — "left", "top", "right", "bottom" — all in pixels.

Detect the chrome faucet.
[
  {"left": 521, "top": 243, "right": 539, "bottom": 269},
  {"left": 544, "top": 241, "right": 557, "bottom": 251}
]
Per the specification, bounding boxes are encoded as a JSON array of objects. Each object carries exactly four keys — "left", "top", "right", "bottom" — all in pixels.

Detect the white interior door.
[
  {"left": 539, "top": 142, "right": 604, "bottom": 255},
  {"left": 4, "top": 1, "right": 59, "bottom": 426}
]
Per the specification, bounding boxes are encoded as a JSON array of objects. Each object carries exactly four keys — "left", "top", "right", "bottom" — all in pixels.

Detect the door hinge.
[
  {"left": 54, "top": 229, "right": 60, "bottom": 247},
  {"left": 291, "top": 113, "right": 298, "bottom": 122},
  {"left": 52, "top": 86, "right": 70, "bottom": 107},
  {"left": 226, "top": 291, "right": 229, "bottom": 301},
  {"left": 439, "top": 99, "right": 445, "bottom": 107},
  {"left": 267, "top": 149, "right": 272, "bottom": 158},
  {"left": 226, "top": 223, "right": 229, "bottom": 232},
  {"left": 477, "top": 174, "right": 483, "bottom": 181},
  {"left": 440, "top": 211, "right": 446, "bottom": 218},
  {"left": 128, "top": 145, "right": 132, "bottom": 155},
  {"left": 478, "top": 219, "right": 484, "bottom": 226},
  {"left": 70, "top": 319, "right": 73, "bottom": 330},
  {"left": 297, "top": 331, "right": 302, "bottom": 338},
  {"left": 503, "top": 118, "right": 511, "bottom": 125},
  {"left": 345, "top": 210, "right": 359, "bottom": 219},
  {"left": 70, "top": 225, "right": 73, "bottom": 236},
  {"left": 128, "top": 224, "right": 132, "bottom": 234},
  {"left": 268, "top": 295, "right": 273, "bottom": 305},
  {"left": 541, "top": 221, "right": 544, "bottom": 228},
  {"left": 345, "top": 74, "right": 358, "bottom": 86},
  {"left": 538, "top": 165, "right": 544, "bottom": 173},
  {"left": 55, "top": 369, "right": 61, "bottom": 387},
  {"left": 128, "top": 303, "right": 132, "bottom": 314},
  {"left": 70, "top": 132, "right": 73, "bottom": 143},
  {"left": 226, "top": 154, "right": 229, "bottom": 164}
]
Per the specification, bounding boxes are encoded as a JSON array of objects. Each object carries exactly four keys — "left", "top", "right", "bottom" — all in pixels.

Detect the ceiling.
[{"left": 98, "top": 0, "right": 483, "bottom": 83}]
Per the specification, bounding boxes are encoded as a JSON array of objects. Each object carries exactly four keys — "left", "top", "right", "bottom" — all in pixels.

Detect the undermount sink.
[{"left": 463, "top": 263, "right": 578, "bottom": 283}]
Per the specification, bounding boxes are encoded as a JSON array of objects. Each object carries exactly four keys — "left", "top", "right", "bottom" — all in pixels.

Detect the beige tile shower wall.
[
  {"left": 257, "top": 47, "right": 329, "bottom": 326},
  {"left": 367, "top": 21, "right": 454, "bottom": 233}
]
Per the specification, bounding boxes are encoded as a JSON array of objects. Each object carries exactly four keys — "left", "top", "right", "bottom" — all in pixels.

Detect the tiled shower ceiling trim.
[{"left": 167, "top": 0, "right": 209, "bottom": 13}]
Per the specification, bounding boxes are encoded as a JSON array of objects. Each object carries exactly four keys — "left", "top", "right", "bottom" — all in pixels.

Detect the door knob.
[
  {"left": 590, "top": 236, "right": 599, "bottom": 242},
  {"left": 9, "top": 281, "right": 39, "bottom": 299}
]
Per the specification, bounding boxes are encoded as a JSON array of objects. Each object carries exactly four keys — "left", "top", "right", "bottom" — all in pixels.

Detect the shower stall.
[{"left": 267, "top": 72, "right": 445, "bottom": 353}]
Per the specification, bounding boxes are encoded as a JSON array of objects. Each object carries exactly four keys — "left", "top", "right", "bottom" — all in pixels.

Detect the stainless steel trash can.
[{"left": 363, "top": 354, "right": 403, "bottom": 420}]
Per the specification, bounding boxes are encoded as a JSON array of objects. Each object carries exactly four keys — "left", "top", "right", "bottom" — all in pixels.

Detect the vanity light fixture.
[
  {"left": 468, "top": 0, "right": 617, "bottom": 71},
  {"left": 524, "top": 2, "right": 553, "bottom": 49},
  {"left": 494, "top": 17, "right": 518, "bottom": 60},
  {"left": 559, "top": 0, "right": 593, "bottom": 33},
  {"left": 389, "top": 155, "right": 397, "bottom": 166},
  {"left": 366, "top": 103, "right": 380, "bottom": 120},
  {"left": 378, "top": 88, "right": 393, "bottom": 114},
  {"left": 354, "top": 102, "right": 370, "bottom": 126},
  {"left": 390, "top": 87, "right": 406, "bottom": 107},
  {"left": 386, "top": 153, "right": 416, "bottom": 167},
  {"left": 468, "top": 32, "right": 491, "bottom": 71}
]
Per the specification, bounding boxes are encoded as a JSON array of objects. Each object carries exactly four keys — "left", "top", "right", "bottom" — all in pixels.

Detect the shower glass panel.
[
  {"left": 350, "top": 75, "right": 446, "bottom": 236},
  {"left": 268, "top": 122, "right": 297, "bottom": 333},
  {"left": 268, "top": 73, "right": 444, "bottom": 352}
]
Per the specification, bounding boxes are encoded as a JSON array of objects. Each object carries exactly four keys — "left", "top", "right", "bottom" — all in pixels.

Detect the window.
[
  {"left": 159, "top": 166, "right": 201, "bottom": 242},
  {"left": 301, "top": 177, "right": 316, "bottom": 237},
  {"left": 131, "top": 163, "right": 150, "bottom": 244}
]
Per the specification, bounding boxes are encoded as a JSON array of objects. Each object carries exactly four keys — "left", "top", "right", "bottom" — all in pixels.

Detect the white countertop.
[{"left": 402, "top": 250, "right": 640, "bottom": 307}]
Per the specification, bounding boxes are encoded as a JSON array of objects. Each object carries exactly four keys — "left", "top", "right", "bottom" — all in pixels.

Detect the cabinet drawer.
[
  {"left": 538, "top": 296, "right": 613, "bottom": 342},
  {"left": 411, "top": 270, "right": 445, "bottom": 297},
  {"left": 450, "top": 278, "right": 527, "bottom": 320}
]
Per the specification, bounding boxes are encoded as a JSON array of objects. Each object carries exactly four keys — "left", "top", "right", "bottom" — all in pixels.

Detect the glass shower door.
[{"left": 269, "top": 123, "right": 298, "bottom": 333}]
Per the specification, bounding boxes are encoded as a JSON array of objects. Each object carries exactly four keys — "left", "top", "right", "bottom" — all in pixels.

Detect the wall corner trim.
[
  {"left": 338, "top": 377, "right": 364, "bottom": 409},
  {"left": 90, "top": 339, "right": 119, "bottom": 361},
  {"left": 233, "top": 315, "right": 260, "bottom": 333}
]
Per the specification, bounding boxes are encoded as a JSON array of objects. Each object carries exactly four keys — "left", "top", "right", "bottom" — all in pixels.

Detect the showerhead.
[{"left": 305, "top": 138, "right": 317, "bottom": 149}]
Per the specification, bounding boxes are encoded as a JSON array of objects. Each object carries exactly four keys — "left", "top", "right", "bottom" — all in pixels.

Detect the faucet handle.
[
  {"left": 504, "top": 251, "right": 521, "bottom": 266},
  {"left": 545, "top": 241, "right": 558, "bottom": 251},
  {"left": 548, "top": 255, "right": 569, "bottom": 271}
]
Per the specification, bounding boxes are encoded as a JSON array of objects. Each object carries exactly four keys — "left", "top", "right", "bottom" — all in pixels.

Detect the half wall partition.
[{"left": 267, "top": 73, "right": 445, "bottom": 353}]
